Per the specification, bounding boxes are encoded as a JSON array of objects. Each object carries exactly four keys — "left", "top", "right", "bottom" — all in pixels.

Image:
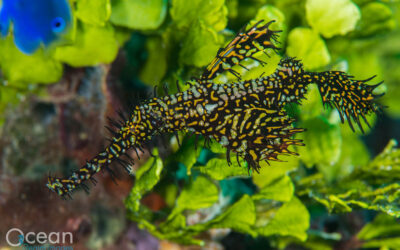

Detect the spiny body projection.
[{"left": 47, "top": 21, "right": 384, "bottom": 198}]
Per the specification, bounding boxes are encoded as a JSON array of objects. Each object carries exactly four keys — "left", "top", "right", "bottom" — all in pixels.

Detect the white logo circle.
[{"left": 6, "top": 228, "right": 24, "bottom": 247}]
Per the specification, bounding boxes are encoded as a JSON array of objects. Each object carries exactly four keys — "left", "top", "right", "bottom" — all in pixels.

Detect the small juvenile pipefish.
[{"left": 46, "top": 20, "right": 384, "bottom": 198}]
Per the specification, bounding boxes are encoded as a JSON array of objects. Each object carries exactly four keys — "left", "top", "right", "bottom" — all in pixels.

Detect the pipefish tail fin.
[{"left": 309, "top": 71, "right": 384, "bottom": 133}]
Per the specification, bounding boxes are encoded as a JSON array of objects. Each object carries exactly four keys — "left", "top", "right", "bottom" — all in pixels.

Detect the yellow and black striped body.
[
  {"left": 162, "top": 58, "right": 308, "bottom": 169},
  {"left": 46, "top": 20, "right": 384, "bottom": 198}
]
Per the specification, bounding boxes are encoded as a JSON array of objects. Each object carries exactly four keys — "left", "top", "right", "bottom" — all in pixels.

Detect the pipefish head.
[{"left": 46, "top": 176, "right": 74, "bottom": 197}]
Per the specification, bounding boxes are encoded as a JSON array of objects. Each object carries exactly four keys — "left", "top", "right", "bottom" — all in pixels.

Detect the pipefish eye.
[{"left": 51, "top": 17, "right": 66, "bottom": 33}]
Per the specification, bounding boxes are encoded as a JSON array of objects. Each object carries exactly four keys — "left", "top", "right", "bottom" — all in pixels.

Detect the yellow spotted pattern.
[{"left": 46, "top": 21, "right": 383, "bottom": 197}]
